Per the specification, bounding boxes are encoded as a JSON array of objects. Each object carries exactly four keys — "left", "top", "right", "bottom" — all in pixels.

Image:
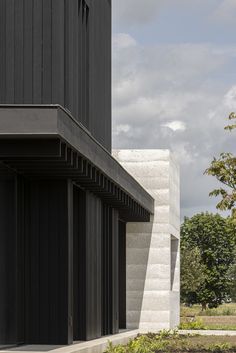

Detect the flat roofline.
[{"left": 0, "top": 105, "right": 154, "bottom": 215}]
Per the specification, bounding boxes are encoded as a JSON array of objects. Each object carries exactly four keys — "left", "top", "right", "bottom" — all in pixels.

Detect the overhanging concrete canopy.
[{"left": 0, "top": 105, "right": 154, "bottom": 222}]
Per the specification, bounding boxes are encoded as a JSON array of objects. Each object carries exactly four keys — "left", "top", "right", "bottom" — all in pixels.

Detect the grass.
[
  {"left": 180, "top": 303, "right": 236, "bottom": 331},
  {"left": 104, "top": 331, "right": 236, "bottom": 352},
  {"left": 181, "top": 303, "right": 236, "bottom": 318}
]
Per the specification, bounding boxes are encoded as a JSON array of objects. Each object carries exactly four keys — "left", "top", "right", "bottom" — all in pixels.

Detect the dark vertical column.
[
  {"left": 0, "top": 170, "right": 17, "bottom": 347},
  {"left": 73, "top": 190, "right": 102, "bottom": 341},
  {"left": 119, "top": 220, "right": 127, "bottom": 329},
  {"left": 111, "top": 209, "right": 119, "bottom": 334},
  {"left": 73, "top": 187, "right": 85, "bottom": 341},
  {"left": 16, "top": 177, "right": 27, "bottom": 344},
  {"left": 85, "top": 192, "right": 102, "bottom": 340},
  {"left": 25, "top": 180, "right": 73, "bottom": 345},
  {"left": 101, "top": 205, "right": 119, "bottom": 336}
]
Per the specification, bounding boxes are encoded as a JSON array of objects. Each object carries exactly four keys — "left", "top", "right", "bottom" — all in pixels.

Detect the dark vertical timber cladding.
[
  {"left": 52, "top": 0, "right": 64, "bottom": 105},
  {"left": 0, "top": 0, "right": 6, "bottom": 103},
  {"left": 0, "top": 170, "right": 17, "bottom": 347},
  {"left": 14, "top": 0, "right": 24, "bottom": 102},
  {"left": 64, "top": 0, "right": 74, "bottom": 113},
  {"left": 119, "top": 220, "right": 127, "bottom": 329},
  {"left": 101, "top": 205, "right": 119, "bottom": 336},
  {"left": 78, "top": 0, "right": 83, "bottom": 125},
  {"left": 73, "top": 187, "right": 86, "bottom": 341},
  {"left": 16, "top": 177, "right": 26, "bottom": 344},
  {"left": 42, "top": 0, "right": 52, "bottom": 103},
  {"left": 86, "top": 192, "right": 102, "bottom": 340},
  {"left": 0, "top": 0, "right": 112, "bottom": 151},
  {"left": 24, "top": 0, "right": 33, "bottom": 103},
  {"left": 5, "top": 0, "right": 15, "bottom": 103},
  {"left": 89, "top": 0, "right": 111, "bottom": 151},
  {"left": 33, "top": 0, "right": 43, "bottom": 103},
  {"left": 25, "top": 180, "right": 73, "bottom": 344},
  {"left": 73, "top": 0, "right": 79, "bottom": 119},
  {"left": 111, "top": 209, "right": 119, "bottom": 333}
]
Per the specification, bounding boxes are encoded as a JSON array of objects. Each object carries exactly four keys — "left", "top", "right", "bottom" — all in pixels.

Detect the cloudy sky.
[{"left": 112, "top": 0, "right": 236, "bottom": 220}]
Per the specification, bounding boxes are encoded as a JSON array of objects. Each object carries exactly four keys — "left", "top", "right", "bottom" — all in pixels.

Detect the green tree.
[
  {"left": 181, "top": 246, "right": 207, "bottom": 305},
  {"left": 181, "top": 213, "right": 235, "bottom": 309},
  {"left": 228, "top": 263, "right": 236, "bottom": 302},
  {"left": 205, "top": 113, "right": 236, "bottom": 221}
]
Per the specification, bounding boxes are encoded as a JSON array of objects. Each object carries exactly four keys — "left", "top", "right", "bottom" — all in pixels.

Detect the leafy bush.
[
  {"left": 208, "top": 343, "right": 231, "bottom": 352},
  {"left": 178, "top": 318, "right": 206, "bottom": 330},
  {"left": 104, "top": 330, "right": 235, "bottom": 352}
]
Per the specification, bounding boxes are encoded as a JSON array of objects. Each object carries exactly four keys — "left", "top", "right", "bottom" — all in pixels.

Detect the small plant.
[
  {"left": 222, "top": 308, "right": 234, "bottom": 316},
  {"left": 179, "top": 317, "right": 206, "bottom": 330},
  {"left": 208, "top": 342, "right": 231, "bottom": 352},
  {"left": 104, "top": 331, "right": 236, "bottom": 352}
]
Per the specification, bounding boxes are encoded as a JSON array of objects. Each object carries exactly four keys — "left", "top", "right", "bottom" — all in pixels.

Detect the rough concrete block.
[{"left": 113, "top": 149, "right": 180, "bottom": 331}]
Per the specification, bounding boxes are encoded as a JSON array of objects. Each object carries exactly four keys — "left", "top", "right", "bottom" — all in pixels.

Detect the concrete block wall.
[{"left": 113, "top": 150, "right": 180, "bottom": 332}]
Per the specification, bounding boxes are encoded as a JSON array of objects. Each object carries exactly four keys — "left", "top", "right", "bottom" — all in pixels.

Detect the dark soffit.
[{"left": 0, "top": 105, "right": 154, "bottom": 220}]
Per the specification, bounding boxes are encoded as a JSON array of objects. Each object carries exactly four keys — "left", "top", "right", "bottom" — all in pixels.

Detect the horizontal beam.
[{"left": 0, "top": 106, "right": 154, "bottom": 220}]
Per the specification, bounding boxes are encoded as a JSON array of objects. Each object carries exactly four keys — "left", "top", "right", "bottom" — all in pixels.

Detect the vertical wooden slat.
[
  {"left": 85, "top": 192, "right": 102, "bottom": 340},
  {"left": 0, "top": 0, "right": 6, "bottom": 103},
  {"left": 42, "top": 0, "right": 52, "bottom": 103},
  {"left": 111, "top": 209, "right": 119, "bottom": 334},
  {"left": 39, "top": 182, "right": 49, "bottom": 342},
  {"left": 73, "top": 0, "right": 79, "bottom": 120},
  {"left": 33, "top": 0, "right": 43, "bottom": 103},
  {"left": 52, "top": 0, "right": 65, "bottom": 105},
  {"left": 14, "top": 0, "right": 24, "bottom": 103},
  {"left": 64, "top": 0, "right": 74, "bottom": 113},
  {"left": 0, "top": 173, "right": 17, "bottom": 346},
  {"left": 5, "top": 0, "right": 15, "bottom": 103},
  {"left": 24, "top": 0, "right": 33, "bottom": 103},
  {"left": 78, "top": 0, "right": 83, "bottom": 123},
  {"left": 119, "top": 220, "right": 127, "bottom": 329}
]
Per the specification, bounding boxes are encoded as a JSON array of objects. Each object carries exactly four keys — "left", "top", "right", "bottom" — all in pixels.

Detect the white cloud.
[
  {"left": 162, "top": 121, "right": 186, "bottom": 132},
  {"left": 113, "top": 0, "right": 166, "bottom": 27},
  {"left": 112, "top": 33, "right": 236, "bottom": 218},
  {"left": 114, "top": 124, "right": 131, "bottom": 136},
  {"left": 224, "top": 86, "right": 236, "bottom": 110},
  {"left": 113, "top": 33, "right": 137, "bottom": 49},
  {"left": 212, "top": 0, "right": 236, "bottom": 25}
]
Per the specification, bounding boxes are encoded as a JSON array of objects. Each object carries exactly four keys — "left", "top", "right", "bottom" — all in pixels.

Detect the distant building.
[{"left": 0, "top": 0, "right": 179, "bottom": 349}]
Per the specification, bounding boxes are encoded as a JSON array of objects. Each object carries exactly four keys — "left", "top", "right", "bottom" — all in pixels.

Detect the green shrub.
[
  {"left": 208, "top": 343, "right": 231, "bottom": 352},
  {"left": 178, "top": 318, "right": 206, "bottom": 330},
  {"left": 104, "top": 330, "right": 234, "bottom": 353}
]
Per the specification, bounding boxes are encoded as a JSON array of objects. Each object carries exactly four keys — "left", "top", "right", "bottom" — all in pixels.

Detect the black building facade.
[{"left": 0, "top": 0, "right": 154, "bottom": 347}]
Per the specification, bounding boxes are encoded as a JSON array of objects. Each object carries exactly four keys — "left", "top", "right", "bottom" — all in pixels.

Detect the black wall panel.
[
  {"left": 85, "top": 192, "right": 102, "bottom": 340},
  {"left": 0, "top": 0, "right": 112, "bottom": 151},
  {"left": 119, "top": 220, "right": 127, "bottom": 329},
  {"left": 24, "top": 180, "right": 73, "bottom": 345},
  {"left": 101, "top": 205, "right": 119, "bottom": 336},
  {"left": 73, "top": 189, "right": 102, "bottom": 341},
  {"left": 73, "top": 186, "right": 86, "bottom": 341},
  {"left": 0, "top": 171, "right": 17, "bottom": 347}
]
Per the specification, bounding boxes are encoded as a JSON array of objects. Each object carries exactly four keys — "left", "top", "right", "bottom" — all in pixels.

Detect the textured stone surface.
[{"left": 113, "top": 150, "right": 180, "bottom": 331}]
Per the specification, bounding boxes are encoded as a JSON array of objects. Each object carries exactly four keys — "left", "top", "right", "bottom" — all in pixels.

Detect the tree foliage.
[
  {"left": 181, "top": 213, "right": 235, "bottom": 309},
  {"left": 181, "top": 246, "right": 207, "bottom": 305},
  {"left": 205, "top": 113, "right": 236, "bottom": 221}
]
